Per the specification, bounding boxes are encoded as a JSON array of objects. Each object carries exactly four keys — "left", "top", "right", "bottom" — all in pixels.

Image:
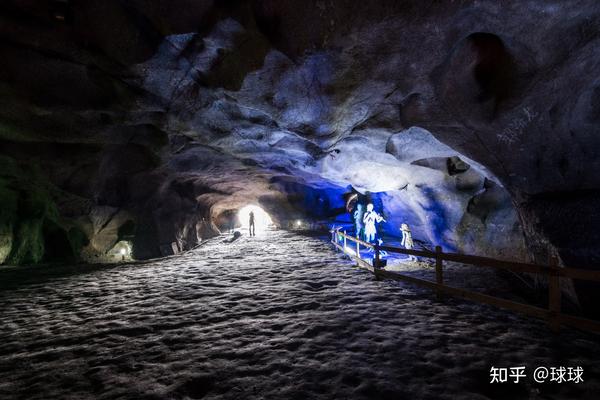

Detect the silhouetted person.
[{"left": 249, "top": 211, "right": 256, "bottom": 236}]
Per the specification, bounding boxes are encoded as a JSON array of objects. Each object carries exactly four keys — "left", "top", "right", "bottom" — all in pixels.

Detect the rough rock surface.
[
  {"left": 1, "top": 231, "right": 599, "bottom": 399},
  {"left": 1, "top": 1, "right": 600, "bottom": 308}
]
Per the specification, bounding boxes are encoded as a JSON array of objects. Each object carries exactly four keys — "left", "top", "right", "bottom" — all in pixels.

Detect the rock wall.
[{"left": 1, "top": 0, "right": 599, "bottom": 311}]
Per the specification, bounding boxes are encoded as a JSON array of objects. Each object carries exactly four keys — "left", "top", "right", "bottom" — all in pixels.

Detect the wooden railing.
[{"left": 330, "top": 228, "right": 600, "bottom": 334}]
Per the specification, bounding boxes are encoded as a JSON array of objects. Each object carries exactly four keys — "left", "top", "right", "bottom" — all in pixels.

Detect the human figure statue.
[
  {"left": 401, "top": 223, "right": 416, "bottom": 261},
  {"left": 249, "top": 211, "right": 256, "bottom": 236},
  {"left": 363, "top": 203, "right": 385, "bottom": 243},
  {"left": 353, "top": 203, "right": 365, "bottom": 240}
]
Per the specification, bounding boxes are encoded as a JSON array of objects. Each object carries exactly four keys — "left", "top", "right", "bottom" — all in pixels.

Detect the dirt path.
[{"left": 1, "top": 231, "right": 599, "bottom": 399}]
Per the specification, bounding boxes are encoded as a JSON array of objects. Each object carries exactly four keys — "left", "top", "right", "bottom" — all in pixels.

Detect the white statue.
[
  {"left": 353, "top": 203, "right": 365, "bottom": 240},
  {"left": 401, "top": 223, "right": 416, "bottom": 261},
  {"left": 363, "top": 203, "right": 385, "bottom": 243}
]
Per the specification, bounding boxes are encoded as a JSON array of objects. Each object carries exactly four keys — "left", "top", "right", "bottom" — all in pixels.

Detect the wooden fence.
[{"left": 330, "top": 228, "right": 600, "bottom": 334}]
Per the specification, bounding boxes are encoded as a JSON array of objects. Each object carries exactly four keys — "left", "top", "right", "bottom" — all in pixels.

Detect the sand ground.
[{"left": 1, "top": 230, "right": 599, "bottom": 399}]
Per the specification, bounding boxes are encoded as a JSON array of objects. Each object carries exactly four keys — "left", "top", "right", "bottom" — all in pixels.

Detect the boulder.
[{"left": 386, "top": 127, "right": 457, "bottom": 162}]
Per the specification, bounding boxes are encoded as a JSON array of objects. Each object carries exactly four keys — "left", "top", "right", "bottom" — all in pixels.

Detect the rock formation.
[{"left": 1, "top": 0, "right": 599, "bottom": 310}]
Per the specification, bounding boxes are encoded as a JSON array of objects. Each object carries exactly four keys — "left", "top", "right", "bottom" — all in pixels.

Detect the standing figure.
[
  {"left": 363, "top": 203, "right": 385, "bottom": 243},
  {"left": 400, "top": 223, "right": 416, "bottom": 261},
  {"left": 249, "top": 211, "right": 256, "bottom": 236},
  {"left": 353, "top": 203, "right": 365, "bottom": 240}
]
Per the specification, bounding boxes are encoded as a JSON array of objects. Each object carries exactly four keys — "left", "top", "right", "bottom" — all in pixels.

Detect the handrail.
[
  {"left": 332, "top": 229, "right": 374, "bottom": 248},
  {"left": 330, "top": 228, "right": 600, "bottom": 334},
  {"left": 333, "top": 228, "right": 600, "bottom": 282}
]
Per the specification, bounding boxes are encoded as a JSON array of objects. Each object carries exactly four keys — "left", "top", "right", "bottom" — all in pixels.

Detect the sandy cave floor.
[{"left": 1, "top": 230, "right": 599, "bottom": 400}]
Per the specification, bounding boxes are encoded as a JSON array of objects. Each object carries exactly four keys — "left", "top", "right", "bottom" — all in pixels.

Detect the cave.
[{"left": 1, "top": 1, "right": 600, "bottom": 399}]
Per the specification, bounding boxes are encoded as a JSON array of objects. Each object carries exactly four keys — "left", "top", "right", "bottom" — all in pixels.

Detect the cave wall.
[{"left": 0, "top": 0, "right": 598, "bottom": 292}]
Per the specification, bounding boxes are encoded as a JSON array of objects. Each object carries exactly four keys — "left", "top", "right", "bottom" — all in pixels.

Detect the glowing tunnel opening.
[{"left": 238, "top": 205, "right": 273, "bottom": 233}]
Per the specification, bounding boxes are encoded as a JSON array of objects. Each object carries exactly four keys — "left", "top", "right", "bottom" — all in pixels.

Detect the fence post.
[
  {"left": 356, "top": 240, "right": 360, "bottom": 260},
  {"left": 435, "top": 246, "right": 443, "bottom": 301},
  {"left": 374, "top": 244, "right": 381, "bottom": 280},
  {"left": 343, "top": 230, "right": 347, "bottom": 252},
  {"left": 548, "top": 256, "right": 561, "bottom": 333}
]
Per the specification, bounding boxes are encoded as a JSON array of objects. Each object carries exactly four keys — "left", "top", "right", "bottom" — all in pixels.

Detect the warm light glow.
[
  {"left": 238, "top": 205, "right": 273, "bottom": 231},
  {"left": 120, "top": 248, "right": 127, "bottom": 255}
]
